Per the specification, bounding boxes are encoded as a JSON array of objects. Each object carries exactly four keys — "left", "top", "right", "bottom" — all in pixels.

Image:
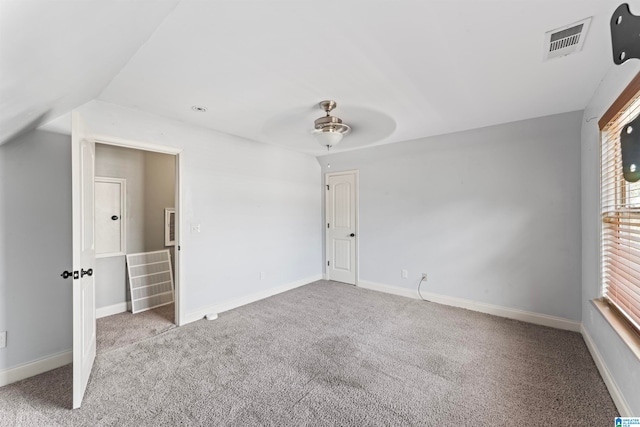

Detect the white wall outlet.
[
  {"left": 190, "top": 223, "right": 201, "bottom": 234},
  {"left": 422, "top": 273, "right": 428, "bottom": 280},
  {"left": 401, "top": 269, "right": 408, "bottom": 279},
  {"left": 260, "top": 272, "right": 266, "bottom": 280},
  {"left": 0, "top": 331, "right": 6, "bottom": 348}
]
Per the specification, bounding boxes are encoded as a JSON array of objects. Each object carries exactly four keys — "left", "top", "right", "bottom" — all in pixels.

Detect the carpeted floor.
[
  {"left": 0, "top": 281, "right": 618, "bottom": 426},
  {"left": 97, "top": 303, "right": 175, "bottom": 354}
]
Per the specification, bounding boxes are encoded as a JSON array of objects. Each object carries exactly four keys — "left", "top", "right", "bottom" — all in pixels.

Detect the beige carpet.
[
  {"left": 97, "top": 303, "right": 175, "bottom": 354},
  {"left": 0, "top": 281, "right": 618, "bottom": 426}
]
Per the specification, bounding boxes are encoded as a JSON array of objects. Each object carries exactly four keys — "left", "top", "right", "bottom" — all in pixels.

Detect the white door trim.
[
  {"left": 325, "top": 170, "right": 359, "bottom": 285},
  {"left": 92, "top": 136, "right": 185, "bottom": 326},
  {"left": 93, "top": 136, "right": 181, "bottom": 155}
]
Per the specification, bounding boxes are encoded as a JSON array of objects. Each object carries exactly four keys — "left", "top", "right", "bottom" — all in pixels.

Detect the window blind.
[{"left": 601, "top": 81, "right": 640, "bottom": 334}]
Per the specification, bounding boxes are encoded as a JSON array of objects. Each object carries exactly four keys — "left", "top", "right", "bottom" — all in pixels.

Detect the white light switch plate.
[{"left": 0, "top": 331, "right": 6, "bottom": 348}]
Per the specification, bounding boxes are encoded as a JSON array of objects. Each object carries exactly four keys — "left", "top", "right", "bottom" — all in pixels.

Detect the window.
[{"left": 600, "top": 73, "right": 640, "bottom": 335}]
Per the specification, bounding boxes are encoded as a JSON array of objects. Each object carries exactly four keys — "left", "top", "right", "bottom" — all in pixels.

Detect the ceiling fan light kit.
[{"left": 313, "top": 100, "right": 351, "bottom": 150}]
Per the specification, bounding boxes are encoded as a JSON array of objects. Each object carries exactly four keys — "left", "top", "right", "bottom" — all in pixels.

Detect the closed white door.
[
  {"left": 72, "top": 112, "right": 96, "bottom": 409},
  {"left": 326, "top": 172, "right": 357, "bottom": 285},
  {"left": 95, "top": 178, "right": 125, "bottom": 256}
]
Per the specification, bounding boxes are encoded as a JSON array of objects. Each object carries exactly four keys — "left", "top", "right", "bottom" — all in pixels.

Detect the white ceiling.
[
  {"left": 1, "top": 0, "right": 631, "bottom": 154},
  {"left": 0, "top": 0, "right": 179, "bottom": 143}
]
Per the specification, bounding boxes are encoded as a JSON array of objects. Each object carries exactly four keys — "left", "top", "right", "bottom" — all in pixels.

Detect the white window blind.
[{"left": 601, "top": 84, "right": 640, "bottom": 334}]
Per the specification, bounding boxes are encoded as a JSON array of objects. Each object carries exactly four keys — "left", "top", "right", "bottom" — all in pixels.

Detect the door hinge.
[
  {"left": 327, "top": 223, "right": 330, "bottom": 228},
  {"left": 326, "top": 185, "right": 329, "bottom": 190},
  {"left": 178, "top": 245, "right": 181, "bottom": 251},
  {"left": 327, "top": 260, "right": 330, "bottom": 266}
]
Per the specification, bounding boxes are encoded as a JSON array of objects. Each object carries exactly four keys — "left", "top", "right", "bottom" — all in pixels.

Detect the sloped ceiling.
[
  {"left": 0, "top": 0, "right": 179, "bottom": 144},
  {"left": 1, "top": 0, "right": 633, "bottom": 153}
]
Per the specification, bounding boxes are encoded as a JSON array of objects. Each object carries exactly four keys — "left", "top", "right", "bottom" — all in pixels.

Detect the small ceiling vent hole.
[{"left": 543, "top": 17, "right": 591, "bottom": 61}]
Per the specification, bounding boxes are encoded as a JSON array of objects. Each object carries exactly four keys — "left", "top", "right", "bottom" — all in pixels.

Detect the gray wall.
[
  {"left": 143, "top": 151, "right": 176, "bottom": 252},
  {"left": 94, "top": 145, "right": 175, "bottom": 309},
  {"left": 95, "top": 144, "right": 146, "bottom": 253},
  {"left": 80, "top": 100, "right": 322, "bottom": 317},
  {"left": 0, "top": 100, "right": 322, "bottom": 372},
  {"left": 581, "top": 61, "right": 640, "bottom": 414},
  {"left": 319, "top": 111, "right": 583, "bottom": 321},
  {"left": 0, "top": 130, "right": 73, "bottom": 369},
  {"left": 95, "top": 256, "right": 127, "bottom": 309}
]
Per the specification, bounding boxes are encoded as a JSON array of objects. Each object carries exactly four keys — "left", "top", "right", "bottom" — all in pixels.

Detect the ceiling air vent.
[{"left": 543, "top": 17, "right": 591, "bottom": 61}]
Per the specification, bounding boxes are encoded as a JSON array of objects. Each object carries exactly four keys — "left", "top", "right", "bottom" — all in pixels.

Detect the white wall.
[
  {"left": 319, "top": 111, "right": 583, "bottom": 321},
  {"left": 0, "top": 130, "right": 73, "bottom": 370},
  {"left": 581, "top": 59, "right": 640, "bottom": 414}
]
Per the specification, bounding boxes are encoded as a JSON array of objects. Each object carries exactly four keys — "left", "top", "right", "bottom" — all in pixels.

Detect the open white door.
[
  {"left": 326, "top": 171, "right": 357, "bottom": 285},
  {"left": 72, "top": 111, "right": 96, "bottom": 409}
]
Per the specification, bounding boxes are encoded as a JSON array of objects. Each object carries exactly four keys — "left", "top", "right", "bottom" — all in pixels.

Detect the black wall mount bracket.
[
  {"left": 621, "top": 115, "right": 640, "bottom": 182},
  {"left": 610, "top": 3, "right": 640, "bottom": 64}
]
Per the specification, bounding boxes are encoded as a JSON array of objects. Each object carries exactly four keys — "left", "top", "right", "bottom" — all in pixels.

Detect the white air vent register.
[{"left": 543, "top": 17, "right": 591, "bottom": 61}]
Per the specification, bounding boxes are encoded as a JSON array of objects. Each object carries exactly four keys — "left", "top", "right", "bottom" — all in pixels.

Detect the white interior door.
[
  {"left": 72, "top": 112, "right": 96, "bottom": 409},
  {"left": 326, "top": 172, "right": 357, "bottom": 285}
]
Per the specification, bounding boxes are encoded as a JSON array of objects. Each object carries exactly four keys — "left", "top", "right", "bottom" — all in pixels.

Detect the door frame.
[
  {"left": 324, "top": 170, "right": 359, "bottom": 284},
  {"left": 90, "top": 136, "right": 185, "bottom": 326}
]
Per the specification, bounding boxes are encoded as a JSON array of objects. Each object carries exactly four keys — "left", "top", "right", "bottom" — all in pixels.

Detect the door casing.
[
  {"left": 91, "top": 136, "right": 184, "bottom": 325},
  {"left": 325, "top": 170, "right": 359, "bottom": 285},
  {"left": 72, "top": 129, "right": 184, "bottom": 407}
]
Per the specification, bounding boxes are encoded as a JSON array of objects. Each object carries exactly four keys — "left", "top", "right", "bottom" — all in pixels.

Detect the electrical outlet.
[
  {"left": 0, "top": 331, "right": 6, "bottom": 348},
  {"left": 190, "top": 223, "right": 201, "bottom": 234},
  {"left": 401, "top": 269, "right": 408, "bottom": 279},
  {"left": 422, "top": 273, "right": 428, "bottom": 280}
]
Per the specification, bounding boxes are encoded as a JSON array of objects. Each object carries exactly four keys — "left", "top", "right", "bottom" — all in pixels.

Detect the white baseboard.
[
  {"left": 184, "top": 274, "right": 323, "bottom": 324},
  {"left": 96, "top": 301, "right": 132, "bottom": 319},
  {"left": 358, "top": 280, "right": 418, "bottom": 299},
  {"left": 0, "top": 350, "right": 72, "bottom": 387},
  {"left": 357, "top": 280, "right": 581, "bottom": 332},
  {"left": 581, "top": 325, "right": 631, "bottom": 416}
]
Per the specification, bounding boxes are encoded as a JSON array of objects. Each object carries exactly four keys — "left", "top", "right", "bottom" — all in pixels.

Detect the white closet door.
[
  {"left": 95, "top": 178, "right": 125, "bottom": 256},
  {"left": 326, "top": 172, "right": 357, "bottom": 285}
]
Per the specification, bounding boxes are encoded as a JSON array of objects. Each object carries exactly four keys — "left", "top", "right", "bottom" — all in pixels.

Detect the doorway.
[
  {"left": 325, "top": 170, "right": 358, "bottom": 285},
  {"left": 93, "top": 143, "right": 178, "bottom": 354},
  {"left": 71, "top": 120, "right": 183, "bottom": 408}
]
